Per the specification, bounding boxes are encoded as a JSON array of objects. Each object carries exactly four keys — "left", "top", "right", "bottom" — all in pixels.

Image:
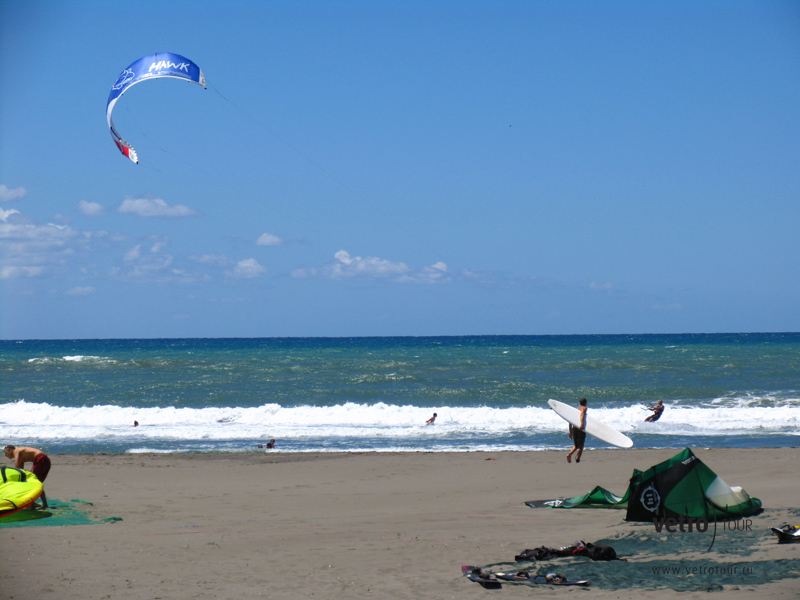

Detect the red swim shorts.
[{"left": 32, "top": 453, "right": 51, "bottom": 482}]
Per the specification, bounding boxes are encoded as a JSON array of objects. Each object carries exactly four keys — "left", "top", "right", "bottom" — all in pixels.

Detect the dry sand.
[{"left": 2, "top": 448, "right": 799, "bottom": 599}]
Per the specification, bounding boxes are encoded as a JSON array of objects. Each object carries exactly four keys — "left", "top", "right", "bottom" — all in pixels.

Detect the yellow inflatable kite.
[{"left": 0, "top": 467, "right": 43, "bottom": 518}]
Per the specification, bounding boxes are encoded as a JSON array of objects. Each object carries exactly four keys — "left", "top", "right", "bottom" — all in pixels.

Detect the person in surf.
[{"left": 645, "top": 400, "right": 665, "bottom": 422}]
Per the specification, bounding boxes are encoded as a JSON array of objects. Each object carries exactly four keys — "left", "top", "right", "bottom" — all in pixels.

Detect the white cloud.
[
  {"left": 0, "top": 207, "right": 213, "bottom": 285},
  {"left": 188, "top": 254, "right": 230, "bottom": 266},
  {"left": 291, "top": 250, "right": 450, "bottom": 284},
  {"left": 0, "top": 208, "right": 20, "bottom": 222},
  {"left": 401, "top": 261, "right": 449, "bottom": 284},
  {"left": 256, "top": 232, "right": 284, "bottom": 246},
  {"left": 170, "top": 268, "right": 209, "bottom": 284},
  {"left": 0, "top": 185, "right": 27, "bottom": 203},
  {"left": 66, "top": 286, "right": 96, "bottom": 296},
  {"left": 0, "top": 220, "right": 82, "bottom": 278},
  {"left": 227, "top": 258, "right": 266, "bottom": 279},
  {"left": 0, "top": 266, "right": 45, "bottom": 279},
  {"left": 121, "top": 237, "right": 174, "bottom": 277},
  {"left": 124, "top": 245, "right": 142, "bottom": 262},
  {"left": 331, "top": 249, "right": 409, "bottom": 278},
  {"left": 117, "top": 195, "right": 198, "bottom": 217},
  {"left": 78, "top": 200, "right": 105, "bottom": 217}
]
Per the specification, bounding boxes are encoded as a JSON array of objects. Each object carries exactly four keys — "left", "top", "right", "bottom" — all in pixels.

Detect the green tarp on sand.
[{"left": 0, "top": 499, "right": 122, "bottom": 528}]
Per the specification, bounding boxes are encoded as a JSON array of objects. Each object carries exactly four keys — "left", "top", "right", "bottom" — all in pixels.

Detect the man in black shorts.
[{"left": 566, "top": 398, "right": 588, "bottom": 464}]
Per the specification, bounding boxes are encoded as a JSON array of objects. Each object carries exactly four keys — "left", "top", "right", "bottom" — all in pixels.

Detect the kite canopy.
[
  {"left": 525, "top": 485, "right": 629, "bottom": 510},
  {"left": 0, "top": 467, "right": 42, "bottom": 518},
  {"left": 106, "top": 52, "right": 206, "bottom": 163},
  {"left": 625, "top": 448, "right": 762, "bottom": 521},
  {"left": 526, "top": 448, "right": 762, "bottom": 521}
]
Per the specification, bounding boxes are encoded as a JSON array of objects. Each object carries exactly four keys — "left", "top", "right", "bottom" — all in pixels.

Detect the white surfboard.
[{"left": 548, "top": 399, "right": 633, "bottom": 449}]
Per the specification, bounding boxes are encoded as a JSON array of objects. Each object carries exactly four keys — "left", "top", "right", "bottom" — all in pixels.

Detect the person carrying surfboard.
[{"left": 566, "top": 398, "right": 587, "bottom": 464}]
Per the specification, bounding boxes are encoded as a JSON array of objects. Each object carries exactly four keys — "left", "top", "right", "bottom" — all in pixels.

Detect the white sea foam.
[
  {"left": 1, "top": 398, "right": 797, "bottom": 445},
  {"left": 27, "top": 355, "right": 116, "bottom": 365}
]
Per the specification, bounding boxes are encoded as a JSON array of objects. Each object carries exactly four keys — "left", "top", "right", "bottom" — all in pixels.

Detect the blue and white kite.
[{"left": 106, "top": 52, "right": 206, "bottom": 163}]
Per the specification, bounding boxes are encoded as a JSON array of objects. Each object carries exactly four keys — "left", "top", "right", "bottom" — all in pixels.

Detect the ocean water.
[{"left": 1, "top": 334, "right": 798, "bottom": 454}]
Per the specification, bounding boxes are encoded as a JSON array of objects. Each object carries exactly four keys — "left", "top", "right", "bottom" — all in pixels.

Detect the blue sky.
[{"left": 1, "top": 0, "right": 798, "bottom": 339}]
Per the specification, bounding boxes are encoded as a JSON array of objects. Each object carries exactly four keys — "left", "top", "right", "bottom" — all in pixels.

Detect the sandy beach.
[{"left": 2, "top": 448, "right": 798, "bottom": 599}]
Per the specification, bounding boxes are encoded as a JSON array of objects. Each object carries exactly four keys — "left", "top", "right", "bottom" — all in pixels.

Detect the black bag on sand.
[
  {"left": 583, "top": 543, "right": 618, "bottom": 561},
  {"left": 514, "top": 547, "right": 555, "bottom": 561}
]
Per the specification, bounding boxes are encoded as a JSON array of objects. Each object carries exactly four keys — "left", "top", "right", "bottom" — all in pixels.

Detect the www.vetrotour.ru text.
[{"left": 651, "top": 565, "right": 754, "bottom": 575}]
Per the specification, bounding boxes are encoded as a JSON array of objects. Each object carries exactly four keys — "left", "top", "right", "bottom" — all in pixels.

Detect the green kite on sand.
[{"left": 526, "top": 448, "right": 763, "bottom": 521}]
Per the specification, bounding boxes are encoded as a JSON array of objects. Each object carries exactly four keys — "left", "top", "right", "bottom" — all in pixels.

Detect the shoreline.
[
  {"left": 3, "top": 448, "right": 799, "bottom": 599},
  {"left": 50, "top": 442, "right": 800, "bottom": 454}
]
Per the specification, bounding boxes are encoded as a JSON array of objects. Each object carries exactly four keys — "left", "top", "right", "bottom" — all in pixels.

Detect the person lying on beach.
[
  {"left": 257, "top": 439, "right": 275, "bottom": 449},
  {"left": 426, "top": 413, "right": 437, "bottom": 425},
  {"left": 566, "top": 398, "right": 587, "bottom": 464},
  {"left": 4, "top": 445, "right": 51, "bottom": 509},
  {"left": 645, "top": 400, "right": 665, "bottom": 422}
]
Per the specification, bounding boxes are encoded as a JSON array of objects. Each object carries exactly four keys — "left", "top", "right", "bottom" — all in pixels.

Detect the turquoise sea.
[{"left": 1, "top": 333, "right": 798, "bottom": 454}]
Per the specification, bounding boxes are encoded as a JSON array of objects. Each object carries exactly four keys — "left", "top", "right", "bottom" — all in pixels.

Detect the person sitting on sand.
[
  {"left": 258, "top": 439, "right": 275, "bottom": 449},
  {"left": 566, "top": 398, "right": 587, "bottom": 464},
  {"left": 4, "top": 445, "right": 51, "bottom": 509},
  {"left": 645, "top": 400, "right": 664, "bottom": 422},
  {"left": 426, "top": 413, "right": 437, "bottom": 425}
]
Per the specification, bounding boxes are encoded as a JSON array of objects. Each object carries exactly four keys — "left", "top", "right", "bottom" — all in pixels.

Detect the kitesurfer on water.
[
  {"left": 566, "top": 398, "right": 587, "bottom": 464},
  {"left": 3, "top": 446, "right": 50, "bottom": 509},
  {"left": 645, "top": 400, "right": 665, "bottom": 422}
]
